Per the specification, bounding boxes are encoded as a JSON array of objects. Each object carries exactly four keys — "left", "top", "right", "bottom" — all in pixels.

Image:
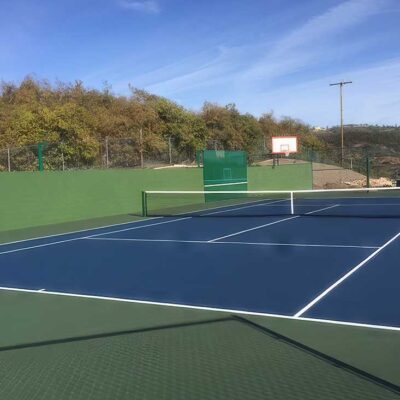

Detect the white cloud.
[
  {"left": 98, "top": 0, "right": 399, "bottom": 125},
  {"left": 142, "top": 47, "right": 247, "bottom": 95},
  {"left": 236, "top": 58, "right": 400, "bottom": 126},
  {"left": 117, "top": 0, "right": 393, "bottom": 97},
  {"left": 119, "top": 0, "right": 160, "bottom": 14},
  {"left": 278, "top": 0, "right": 388, "bottom": 52},
  {"left": 242, "top": 0, "right": 394, "bottom": 82},
  {"left": 109, "top": 45, "right": 251, "bottom": 95}
]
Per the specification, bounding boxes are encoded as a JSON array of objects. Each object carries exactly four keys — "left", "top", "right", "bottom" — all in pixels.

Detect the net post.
[
  {"left": 290, "top": 191, "right": 294, "bottom": 215},
  {"left": 141, "top": 191, "right": 148, "bottom": 217}
]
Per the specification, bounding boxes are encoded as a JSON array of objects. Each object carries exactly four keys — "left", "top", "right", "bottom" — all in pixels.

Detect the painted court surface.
[{"left": 1, "top": 196, "right": 399, "bottom": 331}]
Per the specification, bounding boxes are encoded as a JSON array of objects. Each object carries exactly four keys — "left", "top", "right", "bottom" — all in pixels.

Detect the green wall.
[
  {"left": 0, "top": 163, "right": 312, "bottom": 234},
  {"left": 249, "top": 164, "right": 312, "bottom": 191},
  {"left": 0, "top": 168, "right": 202, "bottom": 232}
]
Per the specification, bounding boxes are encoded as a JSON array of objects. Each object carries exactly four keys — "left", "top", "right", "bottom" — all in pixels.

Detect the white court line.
[
  {"left": 202, "top": 199, "right": 289, "bottom": 216},
  {"left": 204, "top": 181, "right": 248, "bottom": 188},
  {"left": 85, "top": 237, "right": 379, "bottom": 249},
  {"left": 0, "top": 217, "right": 191, "bottom": 256},
  {"left": 174, "top": 197, "right": 289, "bottom": 217},
  {"left": 205, "top": 203, "right": 400, "bottom": 209},
  {"left": 208, "top": 205, "right": 342, "bottom": 243},
  {"left": 0, "top": 237, "right": 87, "bottom": 256},
  {"left": 263, "top": 203, "right": 400, "bottom": 207},
  {"left": 0, "top": 190, "right": 279, "bottom": 248},
  {"left": 0, "top": 217, "right": 161, "bottom": 248},
  {"left": 0, "top": 285, "right": 399, "bottom": 332},
  {"left": 146, "top": 187, "right": 400, "bottom": 194},
  {"left": 294, "top": 231, "right": 400, "bottom": 318},
  {"left": 208, "top": 215, "right": 300, "bottom": 242},
  {"left": 0, "top": 197, "right": 326, "bottom": 256},
  {"left": 0, "top": 194, "right": 271, "bottom": 248},
  {"left": 87, "top": 217, "right": 191, "bottom": 239},
  {"left": 301, "top": 203, "right": 400, "bottom": 207},
  {"left": 220, "top": 240, "right": 378, "bottom": 249},
  {"left": 305, "top": 204, "right": 340, "bottom": 215}
]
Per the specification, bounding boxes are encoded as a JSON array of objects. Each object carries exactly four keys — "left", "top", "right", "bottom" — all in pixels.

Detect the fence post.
[
  {"left": 38, "top": 143, "right": 45, "bottom": 172},
  {"left": 310, "top": 148, "right": 315, "bottom": 162},
  {"left": 61, "top": 151, "right": 65, "bottom": 171},
  {"left": 196, "top": 150, "right": 203, "bottom": 168},
  {"left": 141, "top": 191, "right": 147, "bottom": 217},
  {"left": 105, "top": 137, "right": 109, "bottom": 168},
  {"left": 7, "top": 146, "right": 11, "bottom": 172},
  {"left": 139, "top": 128, "right": 144, "bottom": 168},
  {"left": 168, "top": 136, "right": 172, "bottom": 165},
  {"left": 366, "top": 156, "right": 371, "bottom": 188}
]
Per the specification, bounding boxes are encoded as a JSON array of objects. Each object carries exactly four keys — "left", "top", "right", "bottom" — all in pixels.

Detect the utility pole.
[{"left": 330, "top": 81, "right": 352, "bottom": 166}]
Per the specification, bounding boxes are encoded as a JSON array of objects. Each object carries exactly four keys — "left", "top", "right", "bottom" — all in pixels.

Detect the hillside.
[
  {"left": 317, "top": 125, "right": 400, "bottom": 155},
  {"left": 314, "top": 126, "right": 400, "bottom": 180}
]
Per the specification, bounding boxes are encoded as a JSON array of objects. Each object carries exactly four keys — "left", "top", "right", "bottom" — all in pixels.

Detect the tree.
[{"left": 259, "top": 112, "right": 278, "bottom": 152}]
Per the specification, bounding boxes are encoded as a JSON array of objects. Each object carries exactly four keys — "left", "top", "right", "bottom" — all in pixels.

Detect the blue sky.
[{"left": 1, "top": 0, "right": 400, "bottom": 126}]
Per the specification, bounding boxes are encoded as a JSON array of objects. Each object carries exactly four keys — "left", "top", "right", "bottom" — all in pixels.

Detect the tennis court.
[{"left": 1, "top": 187, "right": 399, "bottom": 330}]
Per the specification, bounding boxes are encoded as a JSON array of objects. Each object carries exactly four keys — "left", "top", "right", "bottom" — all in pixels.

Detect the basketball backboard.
[{"left": 271, "top": 136, "right": 298, "bottom": 156}]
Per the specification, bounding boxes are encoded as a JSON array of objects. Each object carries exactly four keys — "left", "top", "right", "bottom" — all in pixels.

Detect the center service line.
[
  {"left": 208, "top": 204, "right": 339, "bottom": 243},
  {"left": 202, "top": 199, "right": 289, "bottom": 216}
]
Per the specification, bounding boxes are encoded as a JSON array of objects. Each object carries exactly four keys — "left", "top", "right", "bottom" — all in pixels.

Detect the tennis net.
[{"left": 142, "top": 187, "right": 400, "bottom": 218}]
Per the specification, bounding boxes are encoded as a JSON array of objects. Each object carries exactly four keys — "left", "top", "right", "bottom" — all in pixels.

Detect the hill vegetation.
[
  {"left": 0, "top": 77, "right": 398, "bottom": 176},
  {"left": 317, "top": 125, "right": 400, "bottom": 155},
  {"left": 0, "top": 77, "right": 323, "bottom": 169}
]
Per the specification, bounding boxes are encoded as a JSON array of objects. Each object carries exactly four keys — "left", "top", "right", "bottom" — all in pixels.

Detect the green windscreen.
[{"left": 202, "top": 150, "right": 248, "bottom": 202}]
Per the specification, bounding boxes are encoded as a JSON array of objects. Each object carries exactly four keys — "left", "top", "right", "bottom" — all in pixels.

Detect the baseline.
[{"left": 0, "top": 285, "right": 399, "bottom": 332}]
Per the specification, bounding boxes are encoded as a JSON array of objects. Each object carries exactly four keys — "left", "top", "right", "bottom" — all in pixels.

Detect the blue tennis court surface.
[{"left": 1, "top": 196, "right": 399, "bottom": 330}]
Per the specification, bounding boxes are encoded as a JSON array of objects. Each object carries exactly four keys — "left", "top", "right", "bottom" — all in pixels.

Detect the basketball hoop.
[{"left": 281, "top": 145, "right": 290, "bottom": 158}]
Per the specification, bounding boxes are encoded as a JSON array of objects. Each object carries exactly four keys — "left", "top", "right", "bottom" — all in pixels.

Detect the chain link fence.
[
  {"left": 0, "top": 137, "right": 198, "bottom": 172},
  {"left": 294, "top": 147, "right": 400, "bottom": 188},
  {"left": 1, "top": 139, "right": 399, "bottom": 190},
  {"left": 0, "top": 145, "right": 38, "bottom": 172},
  {"left": 246, "top": 144, "right": 399, "bottom": 188}
]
